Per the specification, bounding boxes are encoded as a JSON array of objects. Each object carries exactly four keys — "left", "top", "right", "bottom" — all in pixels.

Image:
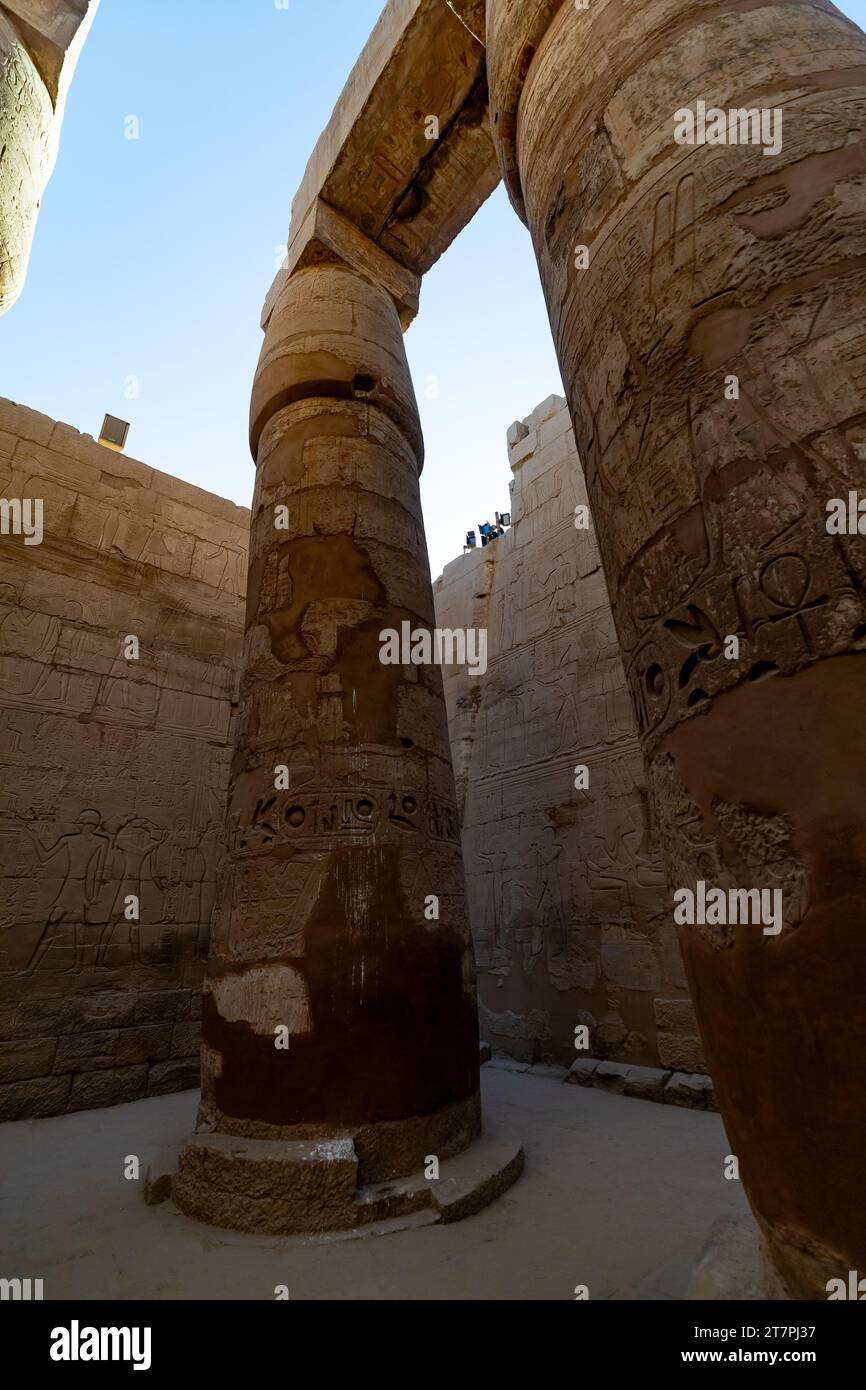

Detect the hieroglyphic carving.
[
  {"left": 627, "top": 537, "right": 860, "bottom": 744},
  {"left": 0, "top": 811, "right": 223, "bottom": 977},
  {"left": 235, "top": 786, "right": 460, "bottom": 857},
  {"left": 436, "top": 398, "right": 691, "bottom": 1069},
  {"left": 0, "top": 396, "right": 247, "bottom": 1116}
]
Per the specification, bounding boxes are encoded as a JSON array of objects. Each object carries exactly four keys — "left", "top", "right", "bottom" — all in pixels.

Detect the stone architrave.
[
  {"left": 173, "top": 259, "right": 521, "bottom": 1234},
  {"left": 486, "top": 0, "right": 866, "bottom": 1297},
  {"left": 0, "top": 1, "right": 100, "bottom": 313}
]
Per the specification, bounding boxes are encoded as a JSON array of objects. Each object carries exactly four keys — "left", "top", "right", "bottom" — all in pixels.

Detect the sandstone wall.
[
  {"left": 0, "top": 397, "right": 248, "bottom": 1118},
  {"left": 434, "top": 396, "right": 704, "bottom": 1073}
]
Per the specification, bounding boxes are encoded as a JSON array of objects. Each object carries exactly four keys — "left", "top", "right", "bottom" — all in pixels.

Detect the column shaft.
[
  {"left": 175, "top": 265, "right": 483, "bottom": 1233},
  {"left": 487, "top": 0, "right": 866, "bottom": 1296}
]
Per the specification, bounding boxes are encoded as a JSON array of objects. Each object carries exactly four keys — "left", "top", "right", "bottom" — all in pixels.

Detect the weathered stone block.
[
  {"left": 623, "top": 1064, "right": 670, "bottom": 1103},
  {"left": 566, "top": 1057, "right": 599, "bottom": 1087},
  {"left": 0, "top": 398, "right": 54, "bottom": 444},
  {"left": 594, "top": 1059, "right": 630, "bottom": 1094},
  {"left": 0, "top": 1038, "right": 57, "bottom": 1083},
  {"left": 664, "top": 1072, "right": 713, "bottom": 1111},
  {"left": 0, "top": 1075, "right": 71, "bottom": 1120},
  {"left": 170, "top": 1021, "right": 202, "bottom": 1058},
  {"left": 68, "top": 1065, "right": 149, "bottom": 1112},
  {"left": 506, "top": 419, "right": 529, "bottom": 449},
  {"left": 173, "top": 1134, "right": 360, "bottom": 1235},
  {"left": 654, "top": 998, "right": 706, "bottom": 1074},
  {"left": 509, "top": 429, "right": 536, "bottom": 465},
  {"left": 147, "top": 1059, "right": 200, "bottom": 1096},
  {"left": 53, "top": 1025, "right": 172, "bottom": 1074}
]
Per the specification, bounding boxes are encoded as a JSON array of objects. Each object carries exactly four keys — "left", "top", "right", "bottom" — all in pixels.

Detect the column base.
[
  {"left": 687, "top": 1216, "right": 790, "bottom": 1301},
  {"left": 163, "top": 1125, "right": 523, "bottom": 1238}
]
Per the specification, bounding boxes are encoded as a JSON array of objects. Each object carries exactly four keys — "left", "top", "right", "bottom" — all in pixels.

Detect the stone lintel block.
[
  {"left": 664, "top": 1071, "right": 714, "bottom": 1110},
  {"left": 287, "top": 0, "right": 497, "bottom": 278},
  {"left": 263, "top": 198, "right": 421, "bottom": 331},
  {"left": 565, "top": 1057, "right": 599, "bottom": 1086}
]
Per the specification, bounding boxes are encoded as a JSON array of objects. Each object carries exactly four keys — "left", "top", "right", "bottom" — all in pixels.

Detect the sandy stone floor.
[{"left": 0, "top": 1065, "right": 749, "bottom": 1300}]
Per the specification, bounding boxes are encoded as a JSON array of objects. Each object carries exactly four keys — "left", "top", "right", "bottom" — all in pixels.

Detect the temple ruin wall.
[
  {"left": 0, "top": 397, "right": 247, "bottom": 1119},
  {"left": 434, "top": 396, "right": 706, "bottom": 1075},
  {"left": 0, "top": 389, "right": 702, "bottom": 1118}
]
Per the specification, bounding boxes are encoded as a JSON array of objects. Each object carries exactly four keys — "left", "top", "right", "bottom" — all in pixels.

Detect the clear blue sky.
[{"left": 1, "top": 0, "right": 864, "bottom": 580}]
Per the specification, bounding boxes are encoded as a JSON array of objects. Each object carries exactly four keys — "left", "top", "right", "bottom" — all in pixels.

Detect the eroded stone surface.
[
  {"left": 434, "top": 400, "right": 702, "bottom": 1073},
  {"left": 487, "top": 0, "right": 866, "bottom": 1299},
  {"left": 262, "top": 0, "right": 500, "bottom": 329},
  {"left": 0, "top": 397, "right": 247, "bottom": 1118},
  {"left": 178, "top": 260, "right": 485, "bottom": 1230},
  {"left": 0, "top": 1, "right": 99, "bottom": 313}
]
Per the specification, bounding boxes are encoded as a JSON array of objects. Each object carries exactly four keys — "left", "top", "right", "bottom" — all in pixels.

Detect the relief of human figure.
[
  {"left": 532, "top": 827, "right": 568, "bottom": 965},
  {"left": 95, "top": 818, "right": 165, "bottom": 969},
  {"left": 0, "top": 602, "right": 72, "bottom": 703},
  {"left": 23, "top": 811, "right": 110, "bottom": 974},
  {"left": 514, "top": 827, "right": 568, "bottom": 973},
  {"left": 586, "top": 789, "right": 666, "bottom": 915}
]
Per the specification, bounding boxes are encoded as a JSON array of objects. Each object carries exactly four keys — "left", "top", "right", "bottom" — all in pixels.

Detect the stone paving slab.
[{"left": 0, "top": 1067, "right": 749, "bottom": 1300}]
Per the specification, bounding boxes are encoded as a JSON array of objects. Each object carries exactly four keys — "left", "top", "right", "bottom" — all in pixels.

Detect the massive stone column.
[
  {"left": 486, "top": 0, "right": 866, "bottom": 1296},
  {"left": 173, "top": 261, "right": 520, "bottom": 1234},
  {"left": 0, "top": 1, "right": 99, "bottom": 313}
]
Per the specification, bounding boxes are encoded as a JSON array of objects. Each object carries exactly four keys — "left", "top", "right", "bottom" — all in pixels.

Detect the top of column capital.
[
  {"left": 486, "top": 0, "right": 569, "bottom": 223},
  {"left": 263, "top": 199, "right": 422, "bottom": 333}
]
